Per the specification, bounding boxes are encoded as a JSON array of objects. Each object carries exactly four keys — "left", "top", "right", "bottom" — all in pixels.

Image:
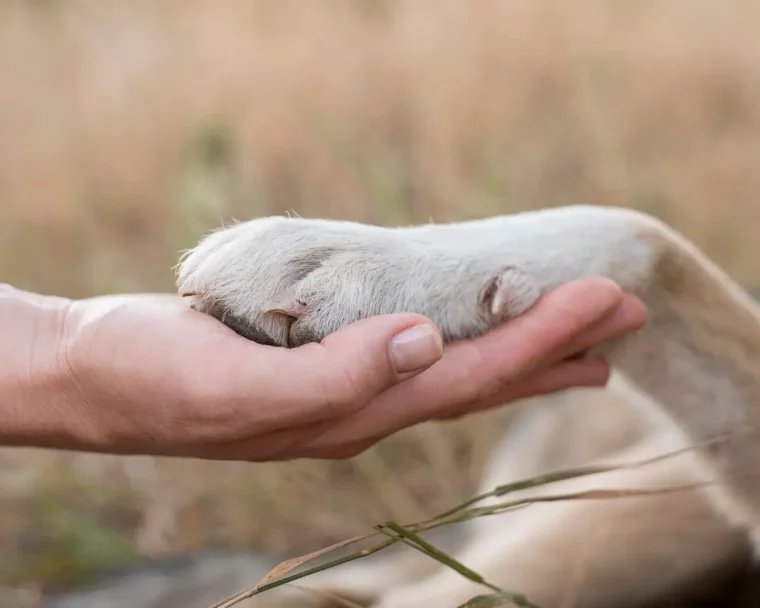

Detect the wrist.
[{"left": 0, "top": 284, "right": 80, "bottom": 449}]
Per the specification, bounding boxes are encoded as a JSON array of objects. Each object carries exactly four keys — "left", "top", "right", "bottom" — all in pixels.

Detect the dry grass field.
[{"left": 2, "top": 0, "right": 760, "bottom": 605}]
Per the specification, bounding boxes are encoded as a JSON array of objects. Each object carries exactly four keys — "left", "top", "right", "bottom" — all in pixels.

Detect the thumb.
[{"left": 291, "top": 313, "right": 444, "bottom": 419}]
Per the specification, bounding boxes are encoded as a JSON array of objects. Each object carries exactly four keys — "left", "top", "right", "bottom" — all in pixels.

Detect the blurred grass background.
[{"left": 1, "top": 0, "right": 760, "bottom": 605}]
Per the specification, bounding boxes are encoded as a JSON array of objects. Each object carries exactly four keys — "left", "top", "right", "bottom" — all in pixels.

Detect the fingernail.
[{"left": 389, "top": 324, "right": 443, "bottom": 374}]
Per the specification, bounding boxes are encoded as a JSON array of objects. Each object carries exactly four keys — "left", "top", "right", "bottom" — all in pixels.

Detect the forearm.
[{"left": 0, "top": 284, "right": 78, "bottom": 449}]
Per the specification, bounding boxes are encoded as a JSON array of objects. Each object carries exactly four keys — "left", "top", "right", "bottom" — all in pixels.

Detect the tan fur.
[
  {"left": 263, "top": 378, "right": 749, "bottom": 608},
  {"left": 174, "top": 205, "right": 760, "bottom": 606},
  {"left": 42, "top": 382, "right": 756, "bottom": 608},
  {"left": 370, "top": 379, "right": 753, "bottom": 608}
]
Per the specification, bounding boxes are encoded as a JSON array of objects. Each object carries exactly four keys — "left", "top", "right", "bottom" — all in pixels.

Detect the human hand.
[{"left": 1, "top": 277, "right": 645, "bottom": 460}]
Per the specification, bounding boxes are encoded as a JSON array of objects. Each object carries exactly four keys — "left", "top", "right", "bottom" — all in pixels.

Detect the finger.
[
  {"left": 433, "top": 357, "right": 611, "bottom": 421},
  {"left": 217, "top": 313, "right": 444, "bottom": 435},
  {"left": 293, "top": 314, "right": 445, "bottom": 416},
  {"left": 553, "top": 293, "right": 647, "bottom": 362},
  {"left": 445, "top": 276, "right": 627, "bottom": 388},
  {"left": 318, "top": 358, "right": 610, "bottom": 448},
  {"left": 302, "top": 278, "right": 629, "bottom": 448},
  {"left": 398, "top": 276, "right": 626, "bottom": 403},
  {"left": 440, "top": 293, "right": 644, "bottom": 411},
  {"left": 295, "top": 358, "right": 612, "bottom": 459},
  {"left": 214, "top": 357, "right": 603, "bottom": 461}
]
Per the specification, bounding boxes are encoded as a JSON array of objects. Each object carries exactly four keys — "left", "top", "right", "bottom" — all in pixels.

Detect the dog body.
[
  {"left": 338, "top": 378, "right": 754, "bottom": 607},
  {"left": 139, "top": 204, "right": 760, "bottom": 607}
]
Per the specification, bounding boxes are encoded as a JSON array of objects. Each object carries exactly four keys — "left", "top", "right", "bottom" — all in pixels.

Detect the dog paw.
[{"left": 176, "top": 217, "right": 541, "bottom": 347}]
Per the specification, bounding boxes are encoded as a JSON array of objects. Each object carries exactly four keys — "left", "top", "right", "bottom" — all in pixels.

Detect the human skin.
[{"left": 0, "top": 278, "right": 646, "bottom": 461}]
